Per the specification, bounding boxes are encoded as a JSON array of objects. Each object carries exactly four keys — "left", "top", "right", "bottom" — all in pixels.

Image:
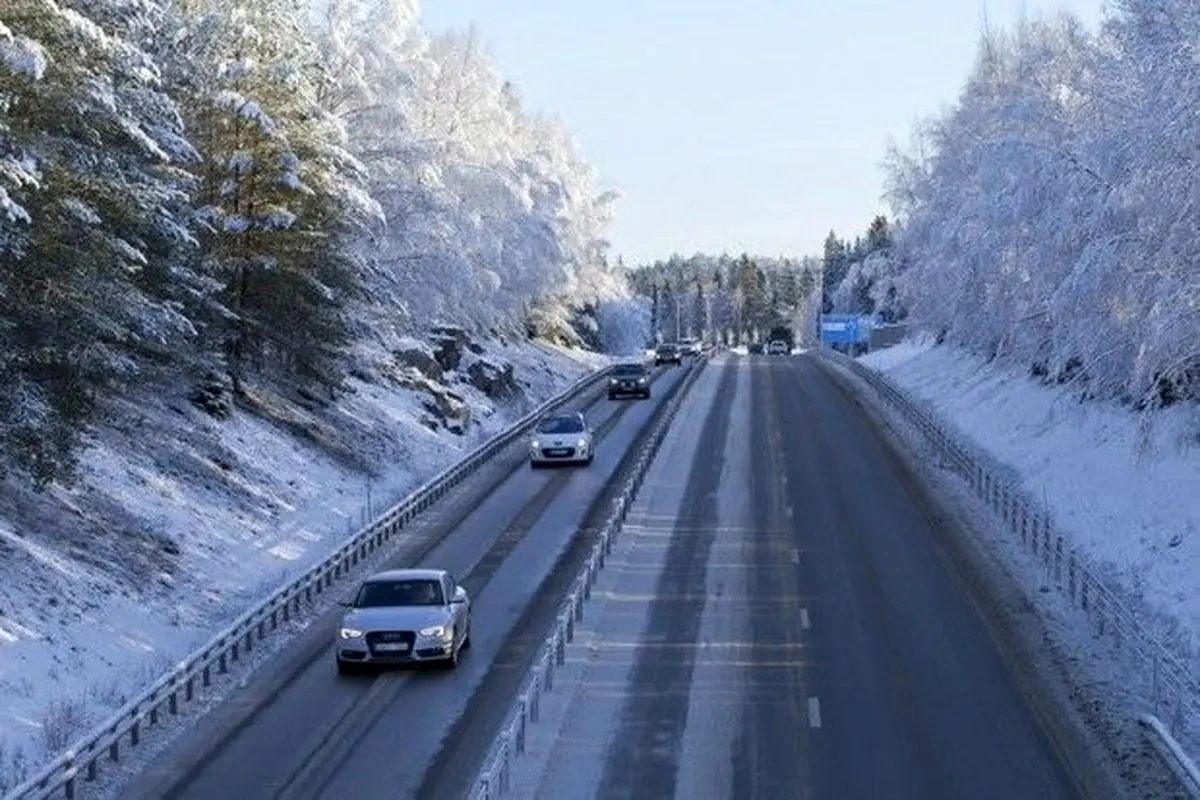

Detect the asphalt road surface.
[
  {"left": 117, "top": 359, "right": 695, "bottom": 800},
  {"left": 532, "top": 352, "right": 1093, "bottom": 800}
]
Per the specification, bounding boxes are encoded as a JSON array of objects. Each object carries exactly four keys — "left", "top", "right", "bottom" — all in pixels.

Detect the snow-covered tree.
[
  {"left": 883, "top": 3, "right": 1198, "bottom": 404},
  {"left": 1, "top": 0, "right": 200, "bottom": 483},
  {"left": 596, "top": 295, "right": 650, "bottom": 356},
  {"left": 160, "top": 0, "right": 378, "bottom": 390}
]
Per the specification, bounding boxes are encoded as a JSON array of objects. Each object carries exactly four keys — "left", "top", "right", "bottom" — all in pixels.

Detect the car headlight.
[
  {"left": 577, "top": 438, "right": 588, "bottom": 448},
  {"left": 340, "top": 627, "right": 364, "bottom": 639},
  {"left": 531, "top": 439, "right": 540, "bottom": 448},
  {"left": 637, "top": 377, "right": 647, "bottom": 384},
  {"left": 609, "top": 377, "right": 618, "bottom": 384},
  {"left": 420, "top": 625, "right": 448, "bottom": 638}
]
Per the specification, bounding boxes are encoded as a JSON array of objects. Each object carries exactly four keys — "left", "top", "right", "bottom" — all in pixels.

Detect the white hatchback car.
[
  {"left": 335, "top": 568, "right": 471, "bottom": 673},
  {"left": 529, "top": 411, "right": 594, "bottom": 467},
  {"left": 768, "top": 339, "right": 790, "bottom": 355}
]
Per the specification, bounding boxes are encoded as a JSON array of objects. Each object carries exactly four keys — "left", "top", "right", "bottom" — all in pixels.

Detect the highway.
[
  {"left": 526, "top": 352, "right": 1106, "bottom": 800},
  {"left": 116, "top": 358, "right": 694, "bottom": 800},
  {"left": 117, "top": 350, "right": 1112, "bottom": 800}
]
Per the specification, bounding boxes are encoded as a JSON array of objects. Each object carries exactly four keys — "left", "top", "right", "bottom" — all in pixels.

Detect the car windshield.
[
  {"left": 657, "top": 345, "right": 676, "bottom": 352},
  {"left": 614, "top": 364, "right": 645, "bottom": 376},
  {"left": 536, "top": 415, "right": 584, "bottom": 434},
  {"left": 354, "top": 578, "right": 443, "bottom": 607}
]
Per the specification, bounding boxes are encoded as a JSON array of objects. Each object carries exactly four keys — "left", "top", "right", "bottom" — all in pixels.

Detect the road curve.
[
  {"left": 116, "top": 360, "right": 694, "bottom": 800},
  {"left": 528, "top": 352, "right": 1096, "bottom": 800}
]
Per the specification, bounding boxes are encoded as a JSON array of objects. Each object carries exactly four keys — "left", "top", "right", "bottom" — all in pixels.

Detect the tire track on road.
[{"left": 593, "top": 358, "right": 739, "bottom": 799}]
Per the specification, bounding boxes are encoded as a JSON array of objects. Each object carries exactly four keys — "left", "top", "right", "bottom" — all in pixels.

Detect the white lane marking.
[
  {"left": 808, "top": 696, "right": 822, "bottom": 728},
  {"left": 791, "top": 548, "right": 800, "bottom": 564},
  {"left": 800, "top": 608, "right": 810, "bottom": 629}
]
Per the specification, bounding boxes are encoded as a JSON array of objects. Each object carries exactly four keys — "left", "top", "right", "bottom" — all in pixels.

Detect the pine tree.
[
  {"left": 1, "top": 0, "right": 199, "bottom": 485},
  {"left": 161, "top": 0, "right": 375, "bottom": 392}
]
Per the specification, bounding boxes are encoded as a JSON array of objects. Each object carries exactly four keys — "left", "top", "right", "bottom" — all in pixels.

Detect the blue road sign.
[{"left": 820, "top": 314, "right": 868, "bottom": 344}]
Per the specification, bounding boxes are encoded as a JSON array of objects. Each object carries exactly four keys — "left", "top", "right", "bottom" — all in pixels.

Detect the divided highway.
[
  {"left": 117, "top": 359, "right": 695, "bottom": 800},
  {"left": 525, "top": 352, "right": 1105, "bottom": 800},
  {"left": 117, "top": 350, "right": 1112, "bottom": 800}
]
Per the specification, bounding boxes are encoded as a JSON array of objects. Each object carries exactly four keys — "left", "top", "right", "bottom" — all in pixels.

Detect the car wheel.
[
  {"left": 336, "top": 657, "right": 358, "bottom": 676},
  {"left": 444, "top": 631, "right": 460, "bottom": 669},
  {"left": 462, "top": 624, "right": 472, "bottom": 651},
  {"left": 530, "top": 460, "right": 540, "bottom": 470}
]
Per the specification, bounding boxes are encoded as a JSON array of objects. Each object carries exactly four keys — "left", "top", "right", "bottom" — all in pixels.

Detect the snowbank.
[
  {"left": 858, "top": 341, "right": 1200, "bottom": 649},
  {"left": 0, "top": 338, "right": 603, "bottom": 788}
]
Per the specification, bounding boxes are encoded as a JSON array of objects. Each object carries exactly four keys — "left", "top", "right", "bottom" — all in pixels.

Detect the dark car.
[
  {"left": 748, "top": 342, "right": 764, "bottom": 354},
  {"left": 655, "top": 343, "right": 681, "bottom": 365},
  {"left": 608, "top": 362, "right": 651, "bottom": 399}
]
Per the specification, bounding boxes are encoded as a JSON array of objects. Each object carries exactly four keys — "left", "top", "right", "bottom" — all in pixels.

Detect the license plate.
[
  {"left": 375, "top": 643, "right": 409, "bottom": 652},
  {"left": 546, "top": 448, "right": 570, "bottom": 456}
]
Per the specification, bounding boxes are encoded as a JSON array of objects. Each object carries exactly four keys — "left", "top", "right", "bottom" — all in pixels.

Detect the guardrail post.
[{"left": 516, "top": 700, "right": 528, "bottom": 754}]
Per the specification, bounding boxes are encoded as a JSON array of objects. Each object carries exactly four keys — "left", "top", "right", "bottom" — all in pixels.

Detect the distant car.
[
  {"left": 335, "top": 568, "right": 471, "bottom": 673},
  {"left": 747, "top": 342, "right": 764, "bottom": 354},
  {"left": 655, "top": 343, "right": 682, "bottom": 365},
  {"left": 679, "top": 338, "right": 701, "bottom": 357},
  {"left": 768, "top": 340, "right": 789, "bottom": 355},
  {"left": 529, "top": 411, "right": 593, "bottom": 467},
  {"left": 608, "top": 362, "right": 651, "bottom": 399}
]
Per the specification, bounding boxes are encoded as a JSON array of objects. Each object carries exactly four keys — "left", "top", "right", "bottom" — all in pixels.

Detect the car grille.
[{"left": 366, "top": 630, "right": 415, "bottom": 656}]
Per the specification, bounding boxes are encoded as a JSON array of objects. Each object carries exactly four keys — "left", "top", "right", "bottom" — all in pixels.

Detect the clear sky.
[{"left": 419, "top": 0, "right": 1105, "bottom": 265}]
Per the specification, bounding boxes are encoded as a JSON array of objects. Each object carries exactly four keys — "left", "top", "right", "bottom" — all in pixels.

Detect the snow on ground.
[
  {"left": 857, "top": 339, "right": 1200, "bottom": 654},
  {"left": 0, "top": 335, "right": 606, "bottom": 790}
]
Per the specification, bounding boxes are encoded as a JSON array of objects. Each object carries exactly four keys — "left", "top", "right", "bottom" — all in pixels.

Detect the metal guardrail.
[
  {"left": 817, "top": 347, "right": 1200, "bottom": 790},
  {"left": 5, "top": 360, "right": 617, "bottom": 800},
  {"left": 469, "top": 355, "right": 708, "bottom": 799},
  {"left": 1140, "top": 714, "right": 1200, "bottom": 798}
]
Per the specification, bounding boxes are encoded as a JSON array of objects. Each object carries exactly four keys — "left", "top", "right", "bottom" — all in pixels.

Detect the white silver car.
[
  {"left": 529, "top": 411, "right": 594, "bottom": 467},
  {"left": 335, "top": 568, "right": 471, "bottom": 673},
  {"left": 768, "top": 339, "right": 789, "bottom": 355}
]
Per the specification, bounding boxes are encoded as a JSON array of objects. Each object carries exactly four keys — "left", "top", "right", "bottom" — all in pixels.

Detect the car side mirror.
[{"left": 451, "top": 586, "right": 468, "bottom": 604}]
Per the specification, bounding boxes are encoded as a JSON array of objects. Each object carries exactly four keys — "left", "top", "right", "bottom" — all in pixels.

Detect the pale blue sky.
[{"left": 419, "top": 1, "right": 1105, "bottom": 265}]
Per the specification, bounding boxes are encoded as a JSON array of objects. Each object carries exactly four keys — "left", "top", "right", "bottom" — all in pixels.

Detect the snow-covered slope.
[
  {"left": 0, "top": 336, "right": 608, "bottom": 787},
  {"left": 858, "top": 340, "right": 1199, "bottom": 652}
]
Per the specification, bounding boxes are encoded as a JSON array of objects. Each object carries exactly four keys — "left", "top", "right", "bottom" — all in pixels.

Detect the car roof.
[
  {"left": 615, "top": 361, "right": 646, "bottom": 368},
  {"left": 657, "top": 342, "right": 676, "bottom": 348},
  {"left": 363, "top": 568, "right": 446, "bottom": 583}
]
